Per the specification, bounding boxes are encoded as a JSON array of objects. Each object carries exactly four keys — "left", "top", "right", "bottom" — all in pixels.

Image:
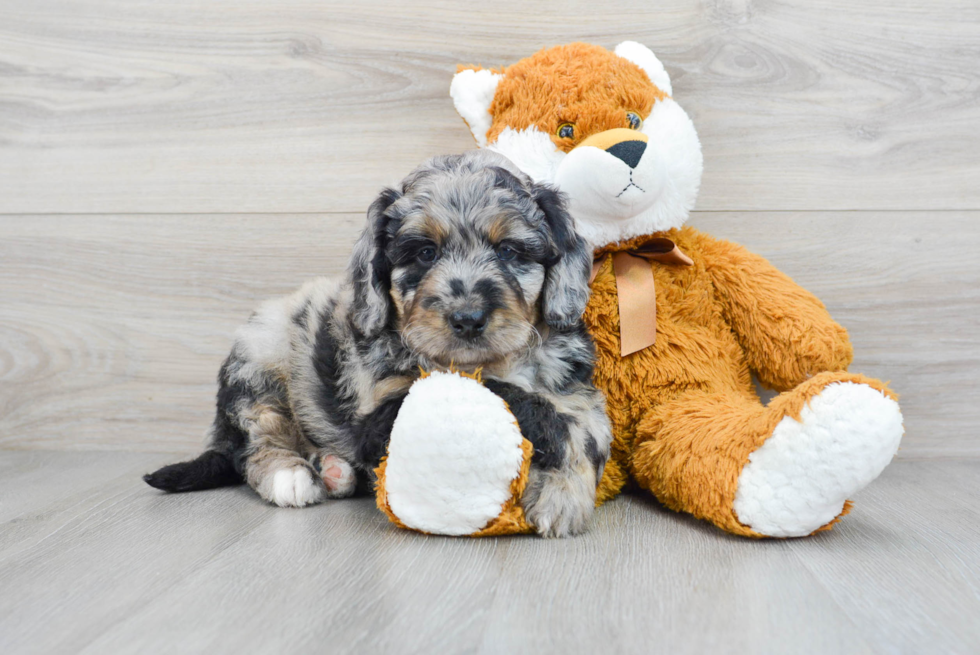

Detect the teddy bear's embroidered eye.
[
  {"left": 557, "top": 123, "right": 575, "bottom": 139},
  {"left": 627, "top": 112, "right": 643, "bottom": 130}
]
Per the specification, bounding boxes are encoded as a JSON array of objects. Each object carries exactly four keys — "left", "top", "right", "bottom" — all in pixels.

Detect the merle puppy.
[{"left": 144, "top": 150, "right": 612, "bottom": 537}]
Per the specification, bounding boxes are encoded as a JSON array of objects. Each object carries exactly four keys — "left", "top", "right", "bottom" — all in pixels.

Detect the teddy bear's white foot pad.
[
  {"left": 384, "top": 371, "right": 526, "bottom": 535},
  {"left": 733, "top": 382, "right": 904, "bottom": 537}
]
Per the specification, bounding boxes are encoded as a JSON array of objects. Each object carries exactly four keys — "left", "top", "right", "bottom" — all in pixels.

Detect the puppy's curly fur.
[{"left": 144, "top": 151, "right": 612, "bottom": 537}]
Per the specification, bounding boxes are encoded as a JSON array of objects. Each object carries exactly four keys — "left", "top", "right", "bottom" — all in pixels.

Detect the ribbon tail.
[
  {"left": 612, "top": 252, "right": 658, "bottom": 357},
  {"left": 589, "top": 259, "right": 603, "bottom": 285}
]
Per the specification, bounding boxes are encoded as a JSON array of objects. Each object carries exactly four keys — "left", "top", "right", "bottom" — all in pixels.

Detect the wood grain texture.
[
  {"left": 692, "top": 211, "right": 980, "bottom": 456},
  {"left": 1, "top": 0, "right": 978, "bottom": 213},
  {"left": 0, "top": 451, "right": 175, "bottom": 561},
  {"left": 0, "top": 452, "right": 976, "bottom": 654},
  {"left": 0, "top": 213, "right": 363, "bottom": 451},
  {"left": 2, "top": 4, "right": 977, "bottom": 653},
  {"left": 1, "top": 211, "right": 976, "bottom": 455}
]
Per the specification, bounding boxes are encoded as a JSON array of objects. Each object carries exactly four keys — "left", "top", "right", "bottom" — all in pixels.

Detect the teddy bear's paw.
[
  {"left": 523, "top": 468, "right": 596, "bottom": 538},
  {"left": 311, "top": 453, "right": 357, "bottom": 498},
  {"left": 383, "top": 370, "right": 528, "bottom": 535},
  {"left": 264, "top": 466, "right": 326, "bottom": 508},
  {"left": 733, "top": 382, "right": 904, "bottom": 537}
]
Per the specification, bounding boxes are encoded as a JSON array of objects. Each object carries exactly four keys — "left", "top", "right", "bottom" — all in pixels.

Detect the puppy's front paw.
[
  {"left": 311, "top": 453, "right": 357, "bottom": 498},
  {"left": 523, "top": 469, "right": 595, "bottom": 538},
  {"left": 269, "top": 466, "right": 325, "bottom": 508}
]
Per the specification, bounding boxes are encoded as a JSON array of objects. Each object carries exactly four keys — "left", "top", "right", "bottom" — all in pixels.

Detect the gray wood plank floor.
[
  {"left": 0, "top": 451, "right": 976, "bottom": 655},
  {"left": 2, "top": 1, "right": 978, "bottom": 653}
]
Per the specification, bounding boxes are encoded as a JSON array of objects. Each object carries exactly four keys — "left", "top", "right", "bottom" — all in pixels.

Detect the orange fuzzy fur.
[
  {"left": 588, "top": 229, "right": 894, "bottom": 535},
  {"left": 460, "top": 42, "right": 666, "bottom": 153},
  {"left": 448, "top": 42, "right": 901, "bottom": 537}
]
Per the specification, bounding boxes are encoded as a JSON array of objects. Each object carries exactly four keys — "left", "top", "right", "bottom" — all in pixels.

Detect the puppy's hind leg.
[
  {"left": 247, "top": 448, "right": 326, "bottom": 508},
  {"left": 243, "top": 409, "right": 326, "bottom": 508}
]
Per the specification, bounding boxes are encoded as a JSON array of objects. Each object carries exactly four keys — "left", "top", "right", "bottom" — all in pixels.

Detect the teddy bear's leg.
[{"left": 631, "top": 372, "right": 903, "bottom": 537}]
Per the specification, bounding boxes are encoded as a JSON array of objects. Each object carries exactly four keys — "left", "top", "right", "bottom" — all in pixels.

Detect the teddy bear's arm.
[{"left": 699, "top": 233, "right": 854, "bottom": 391}]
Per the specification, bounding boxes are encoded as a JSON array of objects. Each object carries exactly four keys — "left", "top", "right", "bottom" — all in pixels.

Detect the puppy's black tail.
[{"left": 143, "top": 450, "right": 242, "bottom": 493}]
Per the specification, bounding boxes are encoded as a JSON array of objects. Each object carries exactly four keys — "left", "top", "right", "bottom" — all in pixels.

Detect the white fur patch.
[
  {"left": 485, "top": 100, "right": 701, "bottom": 248},
  {"left": 568, "top": 98, "right": 701, "bottom": 247},
  {"left": 384, "top": 371, "right": 526, "bottom": 535},
  {"left": 614, "top": 41, "right": 672, "bottom": 95},
  {"left": 234, "top": 296, "right": 294, "bottom": 375},
  {"left": 461, "top": 45, "right": 700, "bottom": 248},
  {"left": 554, "top": 136, "right": 667, "bottom": 244},
  {"left": 234, "top": 277, "right": 341, "bottom": 385},
  {"left": 451, "top": 69, "right": 502, "bottom": 146},
  {"left": 488, "top": 127, "right": 565, "bottom": 182},
  {"left": 271, "top": 467, "right": 324, "bottom": 508},
  {"left": 734, "top": 382, "right": 904, "bottom": 537}
]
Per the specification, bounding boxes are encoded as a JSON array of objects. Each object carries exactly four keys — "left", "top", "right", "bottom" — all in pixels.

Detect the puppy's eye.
[
  {"left": 496, "top": 244, "right": 518, "bottom": 262},
  {"left": 627, "top": 111, "right": 642, "bottom": 130},
  {"left": 557, "top": 123, "right": 575, "bottom": 139},
  {"left": 417, "top": 246, "right": 437, "bottom": 264}
]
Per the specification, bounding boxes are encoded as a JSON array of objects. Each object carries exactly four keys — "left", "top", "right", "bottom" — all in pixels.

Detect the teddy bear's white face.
[{"left": 452, "top": 42, "right": 703, "bottom": 248}]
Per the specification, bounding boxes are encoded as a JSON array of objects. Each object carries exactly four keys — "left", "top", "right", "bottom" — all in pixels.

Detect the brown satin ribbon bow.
[{"left": 590, "top": 238, "right": 694, "bottom": 357}]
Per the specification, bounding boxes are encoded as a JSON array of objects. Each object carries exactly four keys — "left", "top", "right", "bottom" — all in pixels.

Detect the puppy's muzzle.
[{"left": 449, "top": 307, "right": 489, "bottom": 340}]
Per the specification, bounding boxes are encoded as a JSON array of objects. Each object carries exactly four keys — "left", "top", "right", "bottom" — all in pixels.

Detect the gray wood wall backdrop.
[{"left": 1, "top": 0, "right": 977, "bottom": 456}]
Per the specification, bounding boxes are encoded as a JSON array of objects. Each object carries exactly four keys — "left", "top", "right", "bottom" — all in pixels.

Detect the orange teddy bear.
[{"left": 450, "top": 42, "right": 905, "bottom": 537}]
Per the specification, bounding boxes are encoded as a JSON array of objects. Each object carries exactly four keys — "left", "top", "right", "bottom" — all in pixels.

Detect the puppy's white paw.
[
  {"left": 734, "top": 382, "right": 904, "bottom": 537},
  {"left": 316, "top": 454, "right": 357, "bottom": 498},
  {"left": 523, "top": 468, "right": 595, "bottom": 538},
  {"left": 270, "top": 467, "right": 325, "bottom": 508}
]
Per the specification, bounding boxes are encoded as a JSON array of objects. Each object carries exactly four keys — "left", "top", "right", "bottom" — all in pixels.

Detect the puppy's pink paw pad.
[{"left": 318, "top": 455, "right": 356, "bottom": 497}]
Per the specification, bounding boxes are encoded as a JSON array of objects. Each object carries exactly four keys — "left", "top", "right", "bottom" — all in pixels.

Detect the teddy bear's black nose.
[{"left": 606, "top": 140, "right": 647, "bottom": 169}]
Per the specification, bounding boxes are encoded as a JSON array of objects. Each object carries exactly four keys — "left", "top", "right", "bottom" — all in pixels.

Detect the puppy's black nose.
[
  {"left": 606, "top": 140, "right": 647, "bottom": 169},
  {"left": 449, "top": 308, "right": 488, "bottom": 339}
]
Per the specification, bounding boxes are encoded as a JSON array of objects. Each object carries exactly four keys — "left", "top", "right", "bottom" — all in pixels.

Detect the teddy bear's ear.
[
  {"left": 614, "top": 41, "right": 672, "bottom": 96},
  {"left": 450, "top": 66, "right": 503, "bottom": 147}
]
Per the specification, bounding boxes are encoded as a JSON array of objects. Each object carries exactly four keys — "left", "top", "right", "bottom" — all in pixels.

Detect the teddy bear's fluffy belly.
[{"left": 584, "top": 261, "right": 755, "bottom": 503}]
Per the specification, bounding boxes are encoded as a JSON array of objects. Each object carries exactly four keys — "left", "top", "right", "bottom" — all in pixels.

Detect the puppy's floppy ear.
[
  {"left": 348, "top": 187, "right": 401, "bottom": 338},
  {"left": 532, "top": 184, "right": 592, "bottom": 330}
]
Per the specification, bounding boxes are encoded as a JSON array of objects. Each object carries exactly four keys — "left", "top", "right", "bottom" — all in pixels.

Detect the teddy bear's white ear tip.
[
  {"left": 450, "top": 68, "right": 502, "bottom": 147},
  {"left": 614, "top": 41, "right": 672, "bottom": 96}
]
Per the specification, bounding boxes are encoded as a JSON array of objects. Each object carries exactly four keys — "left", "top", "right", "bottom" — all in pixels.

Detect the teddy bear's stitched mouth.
[{"left": 616, "top": 170, "right": 646, "bottom": 198}]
